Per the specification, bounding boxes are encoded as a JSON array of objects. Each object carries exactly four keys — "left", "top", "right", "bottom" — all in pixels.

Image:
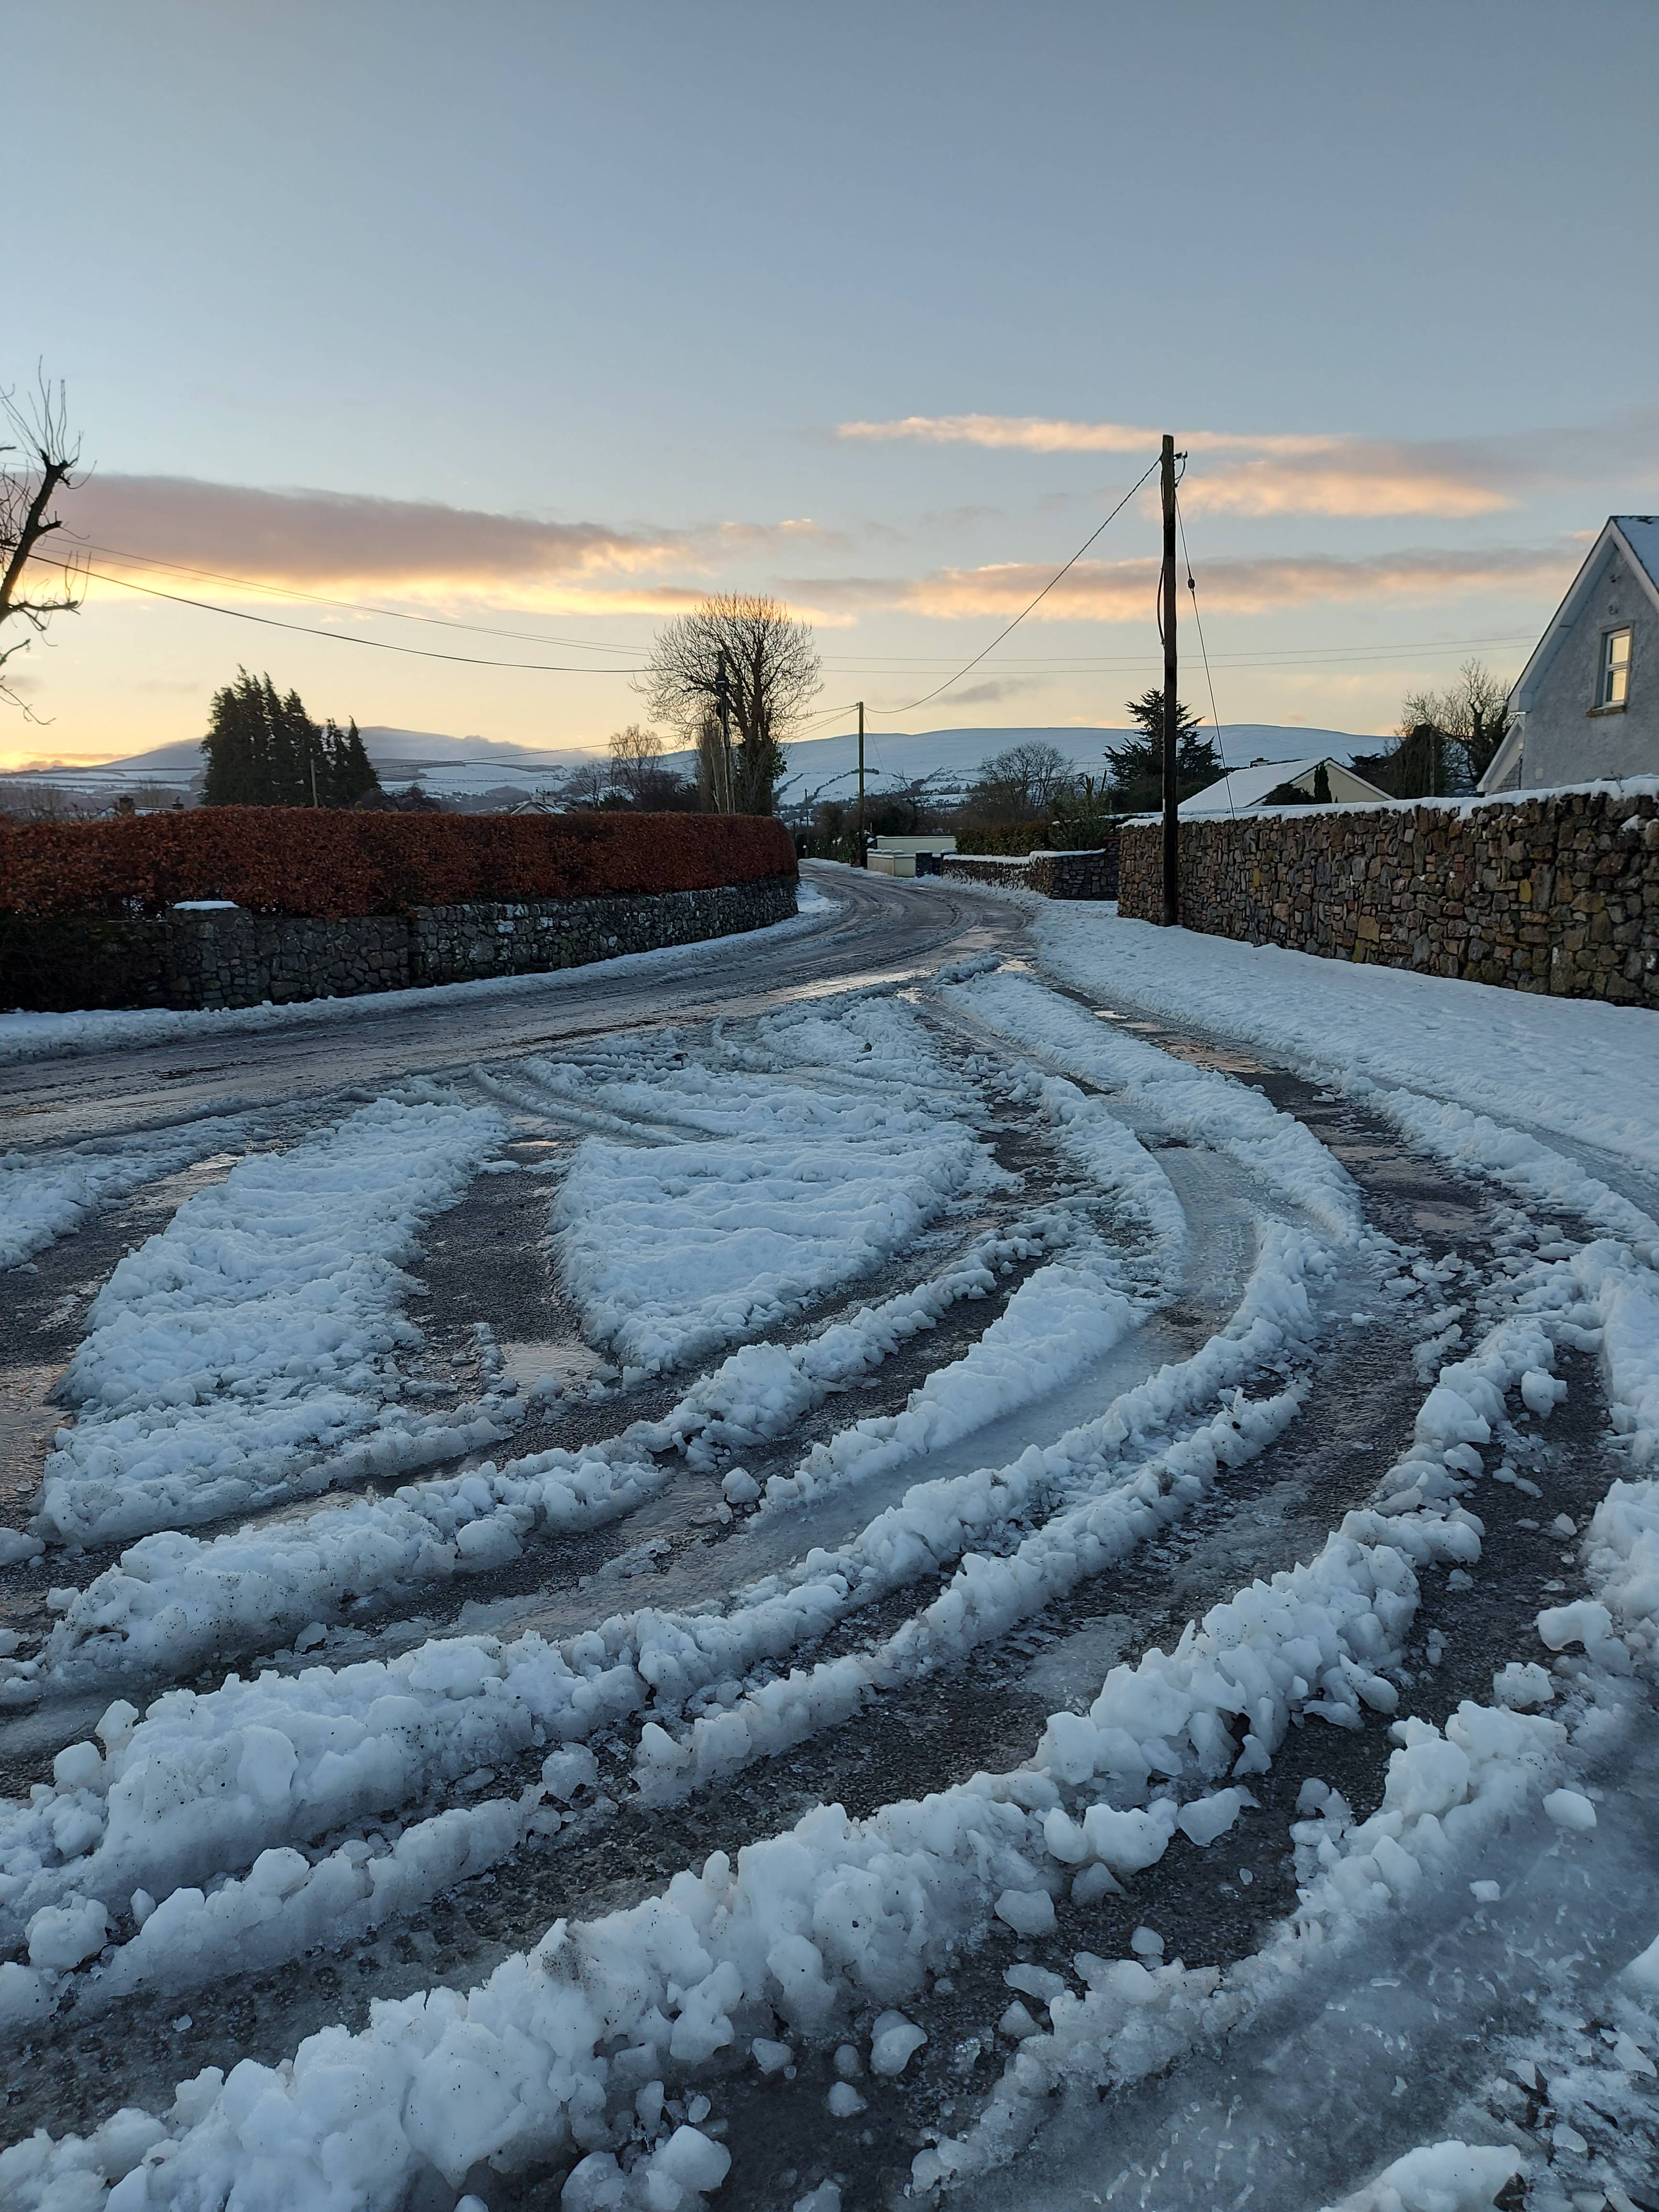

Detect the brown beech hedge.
[{"left": 0, "top": 808, "right": 797, "bottom": 920}]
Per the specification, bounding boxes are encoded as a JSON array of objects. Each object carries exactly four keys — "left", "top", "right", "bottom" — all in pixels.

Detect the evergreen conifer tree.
[
  {"left": 201, "top": 672, "right": 376, "bottom": 805},
  {"left": 330, "top": 718, "right": 381, "bottom": 804},
  {"left": 201, "top": 669, "right": 265, "bottom": 803}
]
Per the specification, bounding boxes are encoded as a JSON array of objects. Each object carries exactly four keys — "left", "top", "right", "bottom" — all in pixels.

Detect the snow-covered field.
[{"left": 2, "top": 898, "right": 1657, "bottom": 2212}]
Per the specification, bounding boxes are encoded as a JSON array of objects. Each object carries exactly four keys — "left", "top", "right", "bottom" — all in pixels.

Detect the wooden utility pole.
[
  {"left": 1160, "top": 433, "right": 1179, "bottom": 927},
  {"left": 856, "top": 700, "right": 866, "bottom": 866}
]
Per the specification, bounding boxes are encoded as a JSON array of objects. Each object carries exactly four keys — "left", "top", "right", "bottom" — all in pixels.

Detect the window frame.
[{"left": 1594, "top": 623, "right": 1633, "bottom": 712}]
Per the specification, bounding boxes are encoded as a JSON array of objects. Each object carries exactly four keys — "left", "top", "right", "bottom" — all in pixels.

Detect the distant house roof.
[
  {"left": 1618, "top": 515, "right": 1659, "bottom": 596},
  {"left": 1478, "top": 516, "right": 1659, "bottom": 792},
  {"left": 1178, "top": 755, "right": 1389, "bottom": 817}
]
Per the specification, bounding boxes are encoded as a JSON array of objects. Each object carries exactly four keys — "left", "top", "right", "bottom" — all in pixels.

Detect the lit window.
[{"left": 1599, "top": 626, "right": 1632, "bottom": 708}]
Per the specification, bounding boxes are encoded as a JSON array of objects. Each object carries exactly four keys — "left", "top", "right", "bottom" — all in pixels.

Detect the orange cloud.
[
  {"left": 55, "top": 476, "right": 672, "bottom": 593},
  {"left": 1179, "top": 453, "right": 1510, "bottom": 520},
  {"left": 835, "top": 414, "right": 1514, "bottom": 519},
  {"left": 44, "top": 479, "right": 851, "bottom": 599},
  {"left": 836, "top": 414, "right": 1339, "bottom": 458},
  {"left": 796, "top": 544, "right": 1575, "bottom": 622}
]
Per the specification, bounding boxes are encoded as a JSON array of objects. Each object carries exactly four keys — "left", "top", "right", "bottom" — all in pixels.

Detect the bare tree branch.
[{"left": 0, "top": 370, "right": 86, "bottom": 720}]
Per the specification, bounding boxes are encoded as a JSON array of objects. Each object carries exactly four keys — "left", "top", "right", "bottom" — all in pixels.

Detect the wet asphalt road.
[{"left": 0, "top": 865, "right": 1027, "bottom": 1150}]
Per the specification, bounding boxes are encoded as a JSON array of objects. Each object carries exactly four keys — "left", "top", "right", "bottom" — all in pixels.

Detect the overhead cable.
[{"left": 868, "top": 455, "right": 1161, "bottom": 718}]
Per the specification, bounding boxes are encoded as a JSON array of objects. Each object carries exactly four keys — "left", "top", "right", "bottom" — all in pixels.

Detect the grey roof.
[{"left": 1615, "top": 515, "right": 1659, "bottom": 595}]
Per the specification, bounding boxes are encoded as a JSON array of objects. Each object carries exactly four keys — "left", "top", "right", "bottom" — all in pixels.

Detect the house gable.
[{"left": 1481, "top": 517, "right": 1659, "bottom": 793}]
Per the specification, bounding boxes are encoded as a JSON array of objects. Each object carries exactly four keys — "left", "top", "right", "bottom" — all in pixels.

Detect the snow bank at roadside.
[
  {"left": 1031, "top": 906, "right": 1659, "bottom": 1180},
  {"left": 34, "top": 1097, "right": 505, "bottom": 1546}
]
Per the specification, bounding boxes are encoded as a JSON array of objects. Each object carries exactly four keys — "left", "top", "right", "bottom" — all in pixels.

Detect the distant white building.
[
  {"left": 1481, "top": 516, "right": 1659, "bottom": 793},
  {"left": 866, "top": 833, "right": 956, "bottom": 877},
  {"left": 1179, "top": 755, "right": 1389, "bottom": 817}
]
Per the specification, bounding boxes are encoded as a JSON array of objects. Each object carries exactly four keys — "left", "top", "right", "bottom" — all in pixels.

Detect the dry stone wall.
[
  {"left": 1117, "top": 785, "right": 1659, "bottom": 1006},
  {"left": 942, "top": 847, "right": 1118, "bottom": 899},
  {"left": 0, "top": 876, "right": 798, "bottom": 1013}
]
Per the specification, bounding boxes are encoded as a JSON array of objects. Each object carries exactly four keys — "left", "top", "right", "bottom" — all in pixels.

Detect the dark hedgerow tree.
[
  {"left": 1103, "top": 690, "right": 1221, "bottom": 809},
  {"left": 201, "top": 671, "right": 382, "bottom": 806},
  {"left": 324, "top": 717, "right": 380, "bottom": 805}
]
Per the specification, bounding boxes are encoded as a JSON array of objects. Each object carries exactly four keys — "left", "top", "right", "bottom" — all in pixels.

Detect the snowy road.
[
  {"left": 3, "top": 868, "right": 1659, "bottom": 2212},
  {"left": 0, "top": 866, "right": 1023, "bottom": 1149}
]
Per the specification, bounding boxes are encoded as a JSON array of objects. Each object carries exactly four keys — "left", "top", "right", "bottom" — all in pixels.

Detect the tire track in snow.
[{"left": 16, "top": 969, "right": 1659, "bottom": 2212}]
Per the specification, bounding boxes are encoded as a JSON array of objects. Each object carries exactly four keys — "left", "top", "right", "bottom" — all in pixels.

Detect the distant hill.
[
  {"left": 0, "top": 726, "right": 593, "bottom": 802},
  {"left": 0, "top": 721, "right": 1371, "bottom": 805},
  {"left": 769, "top": 723, "right": 1372, "bottom": 805}
]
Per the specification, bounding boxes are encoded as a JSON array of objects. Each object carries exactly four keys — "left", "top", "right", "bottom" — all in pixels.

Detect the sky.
[{"left": 6, "top": 0, "right": 1659, "bottom": 770}]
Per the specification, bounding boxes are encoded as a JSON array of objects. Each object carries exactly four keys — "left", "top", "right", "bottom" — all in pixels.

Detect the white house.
[
  {"left": 1481, "top": 516, "right": 1659, "bottom": 793},
  {"left": 1179, "top": 755, "right": 1389, "bottom": 817}
]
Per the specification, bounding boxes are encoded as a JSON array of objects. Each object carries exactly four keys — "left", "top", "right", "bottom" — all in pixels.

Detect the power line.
[
  {"left": 64, "top": 540, "right": 650, "bottom": 655},
  {"left": 28, "top": 553, "right": 649, "bottom": 674},
  {"left": 868, "top": 456, "right": 1161, "bottom": 716},
  {"left": 816, "top": 631, "right": 1540, "bottom": 669},
  {"left": 1175, "top": 492, "right": 1236, "bottom": 820}
]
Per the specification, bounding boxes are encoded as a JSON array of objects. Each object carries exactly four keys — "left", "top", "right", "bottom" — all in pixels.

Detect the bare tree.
[
  {"left": 0, "top": 375, "right": 85, "bottom": 719},
  {"left": 1397, "top": 659, "right": 1514, "bottom": 786},
  {"left": 963, "top": 741, "right": 1076, "bottom": 822},
  {"left": 636, "top": 594, "right": 821, "bottom": 815},
  {"left": 607, "top": 723, "right": 666, "bottom": 803},
  {"left": 561, "top": 756, "right": 620, "bottom": 809}
]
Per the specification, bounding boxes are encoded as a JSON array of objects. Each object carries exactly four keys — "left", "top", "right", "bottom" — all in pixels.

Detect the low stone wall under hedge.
[
  {"left": 1117, "top": 784, "right": 1659, "bottom": 1006},
  {"left": 942, "top": 848, "right": 1117, "bottom": 899},
  {"left": 0, "top": 876, "right": 798, "bottom": 1013}
]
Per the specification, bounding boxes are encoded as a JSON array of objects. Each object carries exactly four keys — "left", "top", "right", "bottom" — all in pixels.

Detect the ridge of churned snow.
[
  {"left": 937, "top": 966, "right": 1363, "bottom": 1241},
  {"left": 550, "top": 999, "right": 1001, "bottom": 1375},
  {"left": 0, "top": 1118, "right": 255, "bottom": 1273},
  {"left": 29, "top": 1096, "right": 510, "bottom": 1548},
  {"left": 3, "top": 1256, "right": 1629, "bottom": 2212}
]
